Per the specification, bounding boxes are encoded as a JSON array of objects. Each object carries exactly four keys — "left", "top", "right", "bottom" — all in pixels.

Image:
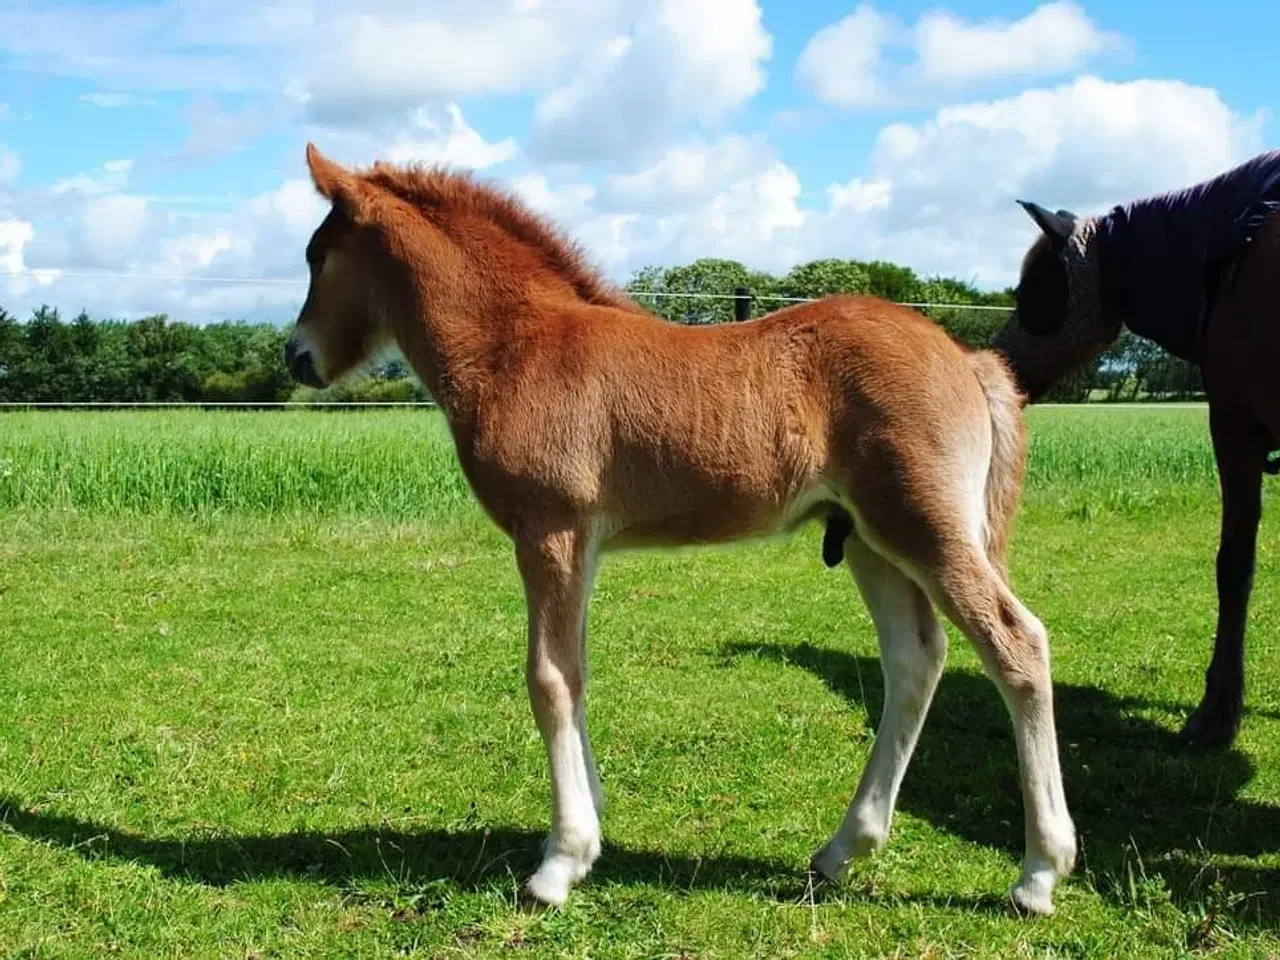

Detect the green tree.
[
  {"left": 628, "top": 258, "right": 759, "bottom": 325},
  {"left": 0, "top": 307, "right": 28, "bottom": 401},
  {"left": 775, "top": 259, "right": 870, "bottom": 300},
  {"left": 126, "top": 315, "right": 201, "bottom": 401},
  {"left": 862, "top": 261, "right": 922, "bottom": 303}
]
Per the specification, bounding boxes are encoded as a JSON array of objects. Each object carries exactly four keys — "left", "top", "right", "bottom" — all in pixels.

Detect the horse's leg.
[
  {"left": 810, "top": 533, "right": 948, "bottom": 879},
  {"left": 1181, "top": 399, "right": 1265, "bottom": 747},
  {"left": 923, "top": 546, "right": 1075, "bottom": 915},
  {"left": 516, "top": 528, "right": 602, "bottom": 905}
]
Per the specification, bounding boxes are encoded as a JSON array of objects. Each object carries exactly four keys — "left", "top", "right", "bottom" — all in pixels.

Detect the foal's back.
[{"left": 472, "top": 292, "right": 992, "bottom": 548}]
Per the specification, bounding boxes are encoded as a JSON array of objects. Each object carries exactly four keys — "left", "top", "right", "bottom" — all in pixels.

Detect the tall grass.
[
  {"left": 1024, "top": 405, "right": 1216, "bottom": 487},
  {"left": 0, "top": 406, "right": 1218, "bottom": 518},
  {"left": 0, "top": 410, "right": 472, "bottom": 517}
]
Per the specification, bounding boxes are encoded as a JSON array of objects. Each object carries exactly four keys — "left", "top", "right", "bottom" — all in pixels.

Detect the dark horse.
[{"left": 992, "top": 148, "right": 1280, "bottom": 749}]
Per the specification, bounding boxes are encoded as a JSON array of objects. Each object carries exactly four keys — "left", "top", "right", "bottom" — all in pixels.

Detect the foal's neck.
[{"left": 386, "top": 236, "right": 532, "bottom": 429}]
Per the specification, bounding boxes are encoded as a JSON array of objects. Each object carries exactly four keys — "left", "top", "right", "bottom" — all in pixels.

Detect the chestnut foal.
[{"left": 283, "top": 144, "right": 1076, "bottom": 914}]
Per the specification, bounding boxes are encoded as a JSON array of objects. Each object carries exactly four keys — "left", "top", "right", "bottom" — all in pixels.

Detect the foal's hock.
[{"left": 283, "top": 143, "right": 1077, "bottom": 915}]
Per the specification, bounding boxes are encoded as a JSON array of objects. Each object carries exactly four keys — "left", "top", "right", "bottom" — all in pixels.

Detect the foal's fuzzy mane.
[{"left": 362, "top": 161, "right": 644, "bottom": 313}]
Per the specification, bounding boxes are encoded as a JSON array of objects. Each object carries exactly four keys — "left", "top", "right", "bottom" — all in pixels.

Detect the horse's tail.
[{"left": 968, "top": 349, "right": 1029, "bottom": 576}]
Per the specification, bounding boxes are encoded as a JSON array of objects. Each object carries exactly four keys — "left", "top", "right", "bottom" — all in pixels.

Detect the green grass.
[
  {"left": 0, "top": 411, "right": 472, "bottom": 518},
  {"left": 3, "top": 406, "right": 1280, "bottom": 958},
  {"left": 0, "top": 406, "right": 1218, "bottom": 517}
]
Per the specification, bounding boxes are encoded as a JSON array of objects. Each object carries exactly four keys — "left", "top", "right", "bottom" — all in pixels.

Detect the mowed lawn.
[{"left": 2, "top": 407, "right": 1280, "bottom": 958}]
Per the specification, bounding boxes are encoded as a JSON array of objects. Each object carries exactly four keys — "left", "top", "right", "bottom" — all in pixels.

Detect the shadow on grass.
[
  {"left": 3, "top": 640, "right": 1279, "bottom": 924},
  {"left": 721, "top": 641, "right": 1280, "bottom": 924},
  {"left": 0, "top": 800, "right": 803, "bottom": 900}
]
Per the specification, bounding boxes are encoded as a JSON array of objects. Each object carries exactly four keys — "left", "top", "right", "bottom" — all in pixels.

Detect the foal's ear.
[
  {"left": 1017, "top": 200, "right": 1077, "bottom": 250},
  {"left": 306, "top": 142, "right": 370, "bottom": 223}
]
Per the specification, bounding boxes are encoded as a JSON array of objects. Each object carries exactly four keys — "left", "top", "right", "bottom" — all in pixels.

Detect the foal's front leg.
[{"left": 517, "top": 530, "right": 602, "bottom": 906}]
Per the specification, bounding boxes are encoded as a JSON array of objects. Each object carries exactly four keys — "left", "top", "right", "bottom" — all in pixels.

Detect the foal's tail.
[{"left": 968, "top": 350, "right": 1028, "bottom": 575}]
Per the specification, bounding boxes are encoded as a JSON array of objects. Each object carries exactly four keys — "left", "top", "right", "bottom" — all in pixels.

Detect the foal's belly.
[
  {"left": 603, "top": 460, "right": 832, "bottom": 549},
  {"left": 602, "top": 401, "right": 830, "bottom": 547}
]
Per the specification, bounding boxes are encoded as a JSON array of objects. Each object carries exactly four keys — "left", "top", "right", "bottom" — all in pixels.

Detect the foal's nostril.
[{"left": 285, "top": 342, "right": 325, "bottom": 389}]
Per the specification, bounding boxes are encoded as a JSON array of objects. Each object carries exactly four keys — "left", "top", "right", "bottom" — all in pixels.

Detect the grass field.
[{"left": 2, "top": 407, "right": 1280, "bottom": 958}]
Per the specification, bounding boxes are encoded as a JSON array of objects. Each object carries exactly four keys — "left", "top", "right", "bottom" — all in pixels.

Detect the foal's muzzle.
[{"left": 284, "top": 337, "right": 326, "bottom": 389}]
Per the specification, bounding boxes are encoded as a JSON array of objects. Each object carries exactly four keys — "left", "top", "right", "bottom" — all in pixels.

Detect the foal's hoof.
[
  {"left": 1180, "top": 706, "right": 1241, "bottom": 749},
  {"left": 808, "top": 843, "right": 851, "bottom": 883},
  {"left": 523, "top": 844, "right": 597, "bottom": 908},
  {"left": 524, "top": 859, "right": 576, "bottom": 907},
  {"left": 1009, "top": 880, "right": 1055, "bottom": 917}
]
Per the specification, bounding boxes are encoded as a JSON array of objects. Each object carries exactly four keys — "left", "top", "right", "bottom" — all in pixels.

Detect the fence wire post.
[{"left": 733, "top": 286, "right": 752, "bottom": 323}]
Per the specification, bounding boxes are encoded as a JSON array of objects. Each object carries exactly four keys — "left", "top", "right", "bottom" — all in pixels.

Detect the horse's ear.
[
  {"left": 306, "top": 142, "right": 369, "bottom": 222},
  {"left": 1017, "top": 200, "right": 1076, "bottom": 249}
]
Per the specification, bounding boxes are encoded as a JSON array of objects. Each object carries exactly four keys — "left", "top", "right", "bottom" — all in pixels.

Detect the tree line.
[{"left": 0, "top": 257, "right": 1202, "bottom": 404}]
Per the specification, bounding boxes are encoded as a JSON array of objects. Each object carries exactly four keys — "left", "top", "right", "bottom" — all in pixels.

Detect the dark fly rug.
[
  {"left": 994, "top": 147, "right": 1280, "bottom": 750},
  {"left": 1095, "top": 149, "right": 1280, "bottom": 365},
  {"left": 825, "top": 151, "right": 1280, "bottom": 569}
]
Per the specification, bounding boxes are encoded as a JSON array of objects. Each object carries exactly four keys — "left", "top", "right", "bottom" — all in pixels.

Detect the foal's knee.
[{"left": 527, "top": 660, "right": 582, "bottom": 726}]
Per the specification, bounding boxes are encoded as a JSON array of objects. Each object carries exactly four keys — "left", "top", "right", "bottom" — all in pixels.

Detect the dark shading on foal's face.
[
  {"left": 284, "top": 149, "right": 390, "bottom": 390},
  {"left": 991, "top": 201, "right": 1121, "bottom": 402}
]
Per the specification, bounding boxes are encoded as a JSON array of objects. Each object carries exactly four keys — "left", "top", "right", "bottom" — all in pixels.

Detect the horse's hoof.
[{"left": 1180, "top": 707, "right": 1240, "bottom": 749}]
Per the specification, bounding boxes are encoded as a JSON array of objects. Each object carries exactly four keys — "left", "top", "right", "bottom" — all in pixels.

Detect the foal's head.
[
  {"left": 285, "top": 144, "right": 399, "bottom": 389},
  {"left": 992, "top": 201, "right": 1120, "bottom": 400}
]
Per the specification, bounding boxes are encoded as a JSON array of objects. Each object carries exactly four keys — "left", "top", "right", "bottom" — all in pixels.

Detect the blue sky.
[{"left": 0, "top": 0, "right": 1276, "bottom": 323}]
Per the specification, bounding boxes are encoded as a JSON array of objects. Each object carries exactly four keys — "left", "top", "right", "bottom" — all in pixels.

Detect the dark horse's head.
[{"left": 992, "top": 201, "right": 1123, "bottom": 401}]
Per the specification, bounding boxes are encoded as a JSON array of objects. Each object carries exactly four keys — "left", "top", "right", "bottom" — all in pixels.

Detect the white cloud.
[
  {"left": 827, "top": 177, "right": 893, "bottom": 214},
  {"left": 0, "top": 3, "right": 262, "bottom": 94},
  {"left": 80, "top": 194, "right": 153, "bottom": 268},
  {"left": 876, "top": 76, "right": 1264, "bottom": 215},
  {"left": 387, "top": 104, "right": 518, "bottom": 170},
  {"left": 1, "top": 219, "right": 33, "bottom": 273},
  {"left": 163, "top": 231, "right": 236, "bottom": 271},
  {"left": 175, "top": 97, "right": 276, "bottom": 161},
  {"left": 603, "top": 134, "right": 767, "bottom": 212},
  {"left": 244, "top": 178, "right": 328, "bottom": 240},
  {"left": 298, "top": 12, "right": 565, "bottom": 124},
  {"left": 52, "top": 159, "right": 136, "bottom": 197},
  {"left": 915, "top": 2, "right": 1124, "bottom": 86},
  {"left": 512, "top": 146, "right": 806, "bottom": 277},
  {"left": 795, "top": 5, "right": 895, "bottom": 110},
  {"left": 2, "top": 1, "right": 768, "bottom": 170},
  {"left": 297, "top": 102, "right": 517, "bottom": 181},
  {"left": 529, "top": 0, "right": 772, "bottom": 164},
  {"left": 512, "top": 174, "right": 599, "bottom": 225},
  {"left": 0, "top": 1, "right": 634, "bottom": 124},
  {"left": 0, "top": 218, "right": 58, "bottom": 297},
  {"left": 812, "top": 75, "right": 1265, "bottom": 285},
  {"left": 797, "top": 1, "right": 1123, "bottom": 108}
]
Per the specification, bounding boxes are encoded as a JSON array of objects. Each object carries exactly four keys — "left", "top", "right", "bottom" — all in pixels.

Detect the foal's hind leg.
[
  {"left": 516, "top": 529, "right": 602, "bottom": 906},
  {"left": 924, "top": 550, "right": 1076, "bottom": 915},
  {"left": 811, "top": 534, "right": 948, "bottom": 880}
]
